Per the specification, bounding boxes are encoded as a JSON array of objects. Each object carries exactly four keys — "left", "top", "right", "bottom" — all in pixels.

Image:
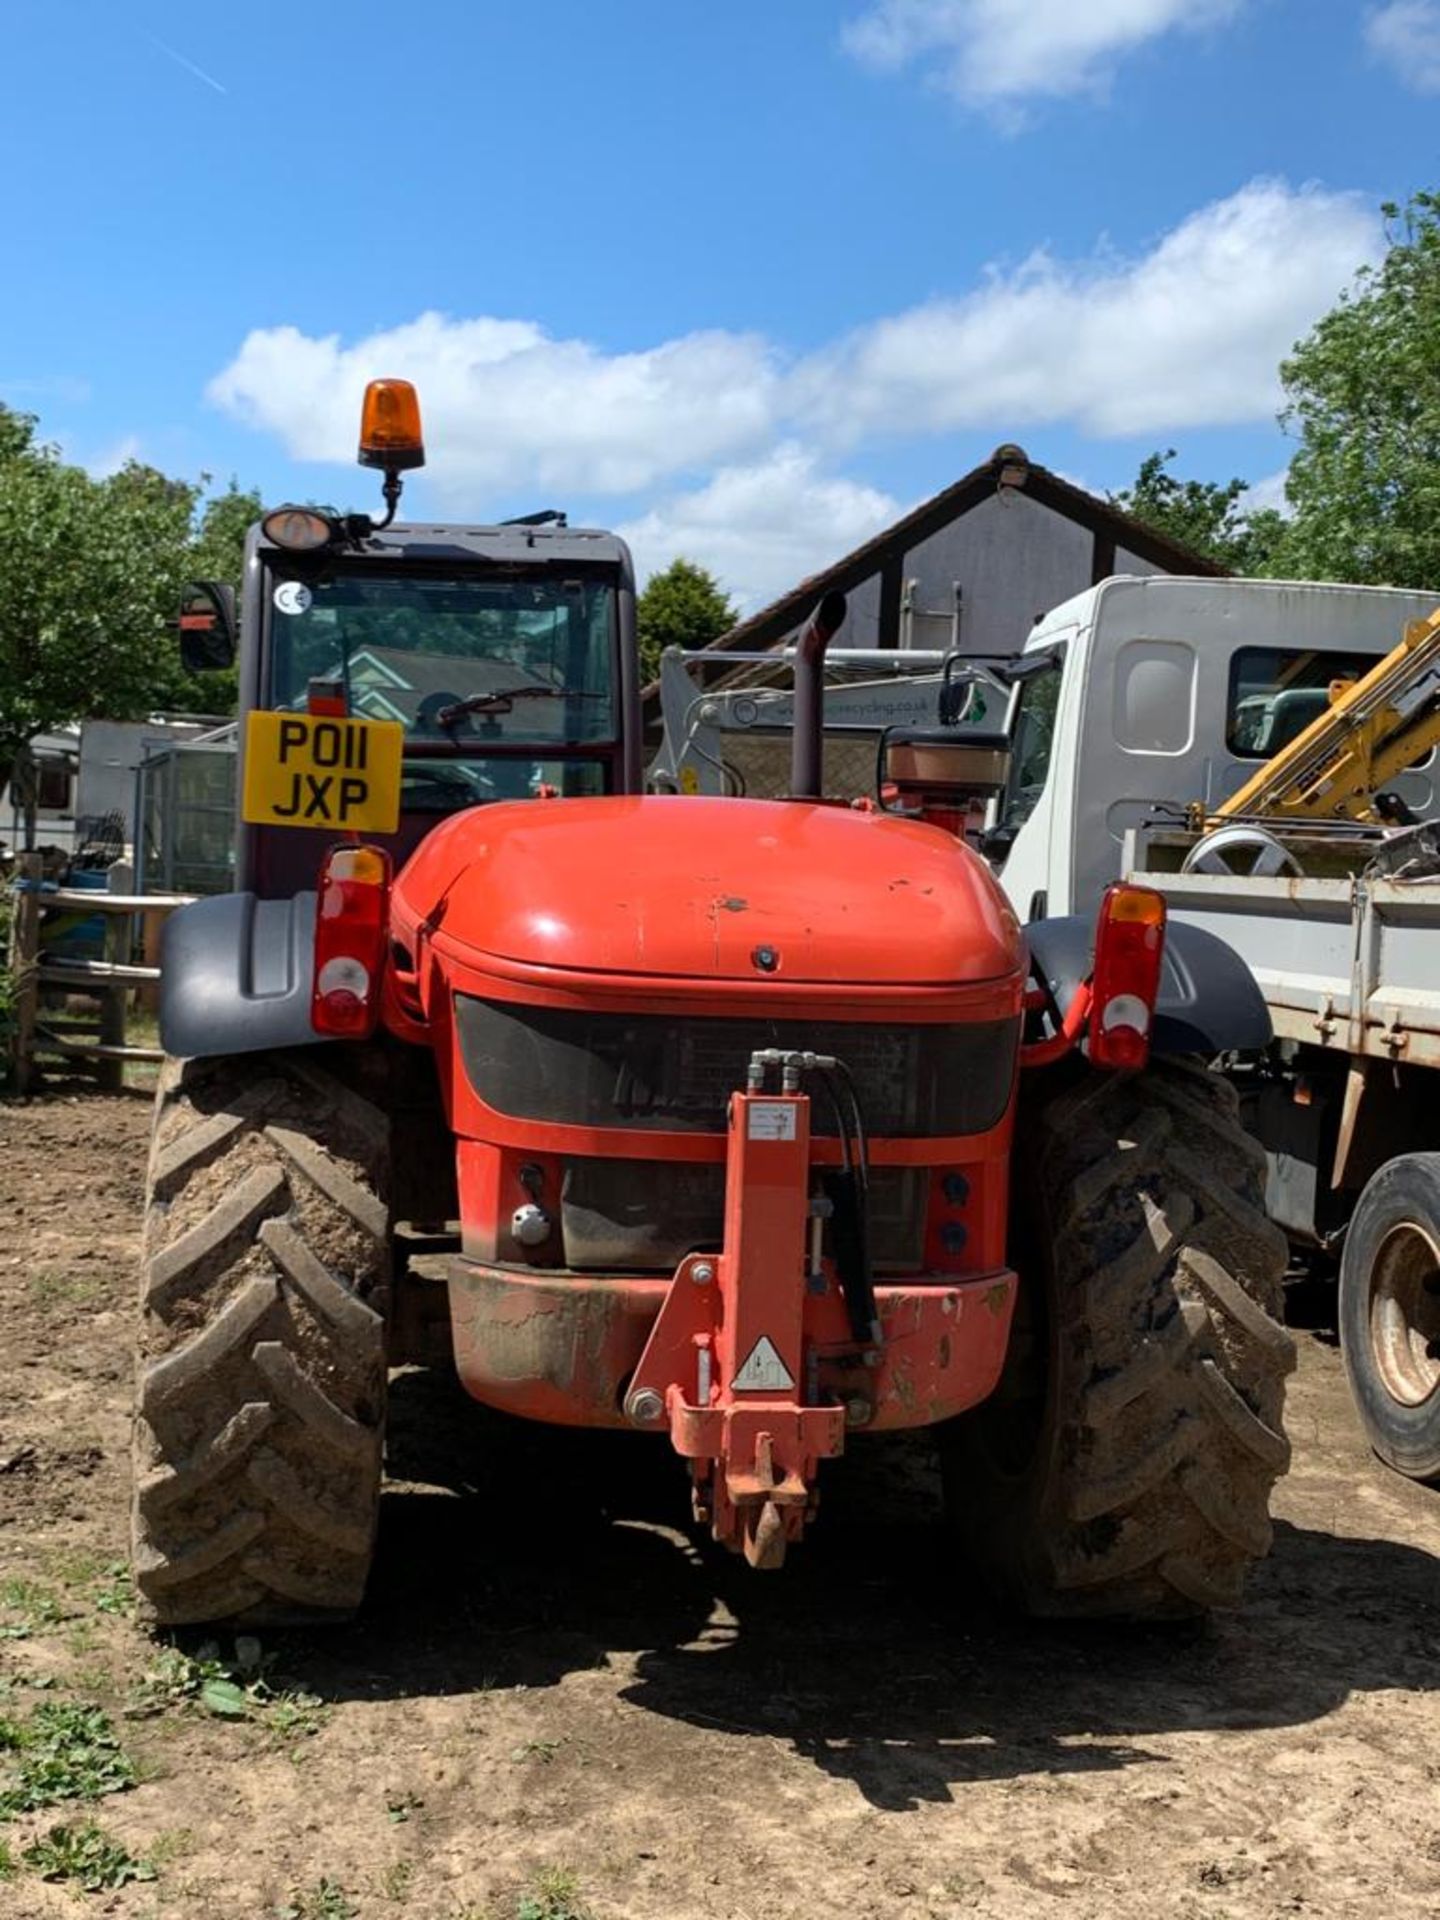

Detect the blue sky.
[{"left": 3, "top": 0, "right": 1438, "bottom": 606}]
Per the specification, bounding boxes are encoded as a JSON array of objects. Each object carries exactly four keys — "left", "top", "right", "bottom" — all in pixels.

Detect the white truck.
[{"left": 995, "top": 575, "right": 1440, "bottom": 1484}]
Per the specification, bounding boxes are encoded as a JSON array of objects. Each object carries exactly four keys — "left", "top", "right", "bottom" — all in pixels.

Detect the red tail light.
[
  {"left": 312, "top": 844, "right": 392, "bottom": 1038},
  {"left": 1089, "top": 883, "right": 1166, "bottom": 1071}
]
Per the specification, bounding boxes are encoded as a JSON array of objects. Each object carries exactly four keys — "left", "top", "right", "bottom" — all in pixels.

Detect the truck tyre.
[
  {"left": 1338, "top": 1153, "right": 1440, "bottom": 1483},
  {"left": 941, "top": 1056, "right": 1293, "bottom": 1618},
  {"left": 132, "top": 1052, "right": 389, "bottom": 1626}
]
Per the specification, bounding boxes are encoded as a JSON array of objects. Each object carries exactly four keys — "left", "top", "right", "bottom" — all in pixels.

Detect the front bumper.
[{"left": 437, "top": 1257, "right": 1017, "bottom": 1433}]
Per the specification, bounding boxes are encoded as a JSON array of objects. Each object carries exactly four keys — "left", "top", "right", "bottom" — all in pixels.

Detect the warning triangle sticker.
[{"left": 732, "top": 1335, "right": 795, "bottom": 1392}]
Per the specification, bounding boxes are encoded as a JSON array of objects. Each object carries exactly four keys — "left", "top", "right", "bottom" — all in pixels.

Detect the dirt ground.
[{"left": 1, "top": 1091, "right": 1439, "bottom": 1920}]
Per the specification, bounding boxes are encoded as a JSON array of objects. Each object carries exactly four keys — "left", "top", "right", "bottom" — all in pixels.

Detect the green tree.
[
  {"left": 636, "top": 557, "right": 737, "bottom": 681},
  {"left": 160, "top": 481, "right": 263, "bottom": 714},
  {"left": 1277, "top": 191, "right": 1440, "bottom": 587},
  {"left": 0, "top": 405, "right": 260, "bottom": 813},
  {"left": 1109, "top": 449, "right": 1287, "bottom": 574}
]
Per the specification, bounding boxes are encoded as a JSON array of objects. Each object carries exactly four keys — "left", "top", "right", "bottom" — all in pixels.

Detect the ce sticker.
[{"left": 273, "top": 581, "right": 313, "bottom": 617}]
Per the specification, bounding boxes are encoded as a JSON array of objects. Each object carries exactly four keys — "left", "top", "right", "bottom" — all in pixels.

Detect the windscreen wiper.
[{"left": 435, "top": 686, "right": 567, "bottom": 728}]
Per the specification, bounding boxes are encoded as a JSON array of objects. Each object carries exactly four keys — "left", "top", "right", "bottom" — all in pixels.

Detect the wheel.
[
  {"left": 1181, "top": 824, "right": 1303, "bottom": 878},
  {"left": 1338, "top": 1154, "right": 1440, "bottom": 1483},
  {"left": 132, "top": 1052, "right": 390, "bottom": 1626},
  {"left": 941, "top": 1056, "right": 1294, "bottom": 1617}
]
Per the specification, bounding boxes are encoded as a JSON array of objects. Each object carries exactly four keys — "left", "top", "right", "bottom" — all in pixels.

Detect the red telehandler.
[{"left": 134, "top": 381, "right": 1293, "bottom": 1623}]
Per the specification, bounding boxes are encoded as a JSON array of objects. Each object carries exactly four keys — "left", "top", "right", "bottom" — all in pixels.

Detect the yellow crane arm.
[{"left": 1219, "top": 603, "right": 1440, "bottom": 822}]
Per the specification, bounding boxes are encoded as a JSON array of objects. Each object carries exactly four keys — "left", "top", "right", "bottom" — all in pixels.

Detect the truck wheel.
[
  {"left": 1338, "top": 1154, "right": 1440, "bottom": 1483},
  {"left": 941, "top": 1056, "right": 1294, "bottom": 1618},
  {"left": 132, "top": 1053, "right": 389, "bottom": 1626}
]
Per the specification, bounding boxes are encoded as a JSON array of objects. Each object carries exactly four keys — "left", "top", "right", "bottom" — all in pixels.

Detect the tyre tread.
[{"left": 131, "top": 1052, "right": 389, "bottom": 1626}]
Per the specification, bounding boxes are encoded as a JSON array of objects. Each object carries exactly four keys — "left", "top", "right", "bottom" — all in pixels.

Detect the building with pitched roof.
[{"left": 703, "top": 443, "right": 1227, "bottom": 665}]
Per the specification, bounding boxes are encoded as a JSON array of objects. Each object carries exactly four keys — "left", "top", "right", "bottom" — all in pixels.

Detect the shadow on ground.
[{"left": 283, "top": 1362, "right": 1440, "bottom": 1811}]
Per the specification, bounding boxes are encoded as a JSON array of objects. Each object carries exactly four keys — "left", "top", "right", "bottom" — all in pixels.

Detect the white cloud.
[
  {"left": 842, "top": 0, "right": 1242, "bottom": 112},
  {"left": 1365, "top": 1, "right": 1440, "bottom": 90},
  {"left": 81, "top": 434, "right": 142, "bottom": 478},
  {"left": 792, "top": 180, "right": 1378, "bottom": 441},
  {"left": 206, "top": 178, "right": 1374, "bottom": 585},
  {"left": 207, "top": 312, "right": 779, "bottom": 499},
  {"left": 617, "top": 447, "right": 901, "bottom": 611},
  {"left": 1245, "top": 467, "right": 1292, "bottom": 518}
]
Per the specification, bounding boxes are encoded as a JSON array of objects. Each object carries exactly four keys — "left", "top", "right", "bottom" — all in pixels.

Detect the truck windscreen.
[{"left": 266, "top": 570, "right": 617, "bottom": 746}]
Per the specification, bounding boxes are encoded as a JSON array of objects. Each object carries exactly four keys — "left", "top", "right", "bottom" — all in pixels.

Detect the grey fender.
[
  {"left": 160, "top": 891, "right": 325, "bottom": 1059},
  {"left": 1024, "top": 913, "right": 1272, "bottom": 1056}
]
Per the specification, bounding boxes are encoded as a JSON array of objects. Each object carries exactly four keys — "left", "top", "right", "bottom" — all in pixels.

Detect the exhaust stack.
[{"left": 789, "top": 591, "right": 848, "bottom": 799}]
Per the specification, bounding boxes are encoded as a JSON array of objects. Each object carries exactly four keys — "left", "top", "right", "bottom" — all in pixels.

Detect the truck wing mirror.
[
  {"left": 179, "top": 581, "right": 238, "bottom": 672},
  {"left": 997, "top": 645, "right": 1062, "bottom": 686}
]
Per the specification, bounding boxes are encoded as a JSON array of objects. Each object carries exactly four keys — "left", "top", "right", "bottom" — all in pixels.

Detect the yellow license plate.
[{"left": 241, "top": 711, "right": 405, "bottom": 834}]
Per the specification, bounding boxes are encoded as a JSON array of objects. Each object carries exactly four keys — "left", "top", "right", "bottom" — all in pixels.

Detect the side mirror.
[{"left": 178, "top": 581, "right": 238, "bottom": 672}]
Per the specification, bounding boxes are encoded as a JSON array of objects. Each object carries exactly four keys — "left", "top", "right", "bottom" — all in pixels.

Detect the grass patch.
[
  {"left": 45, "top": 1551, "right": 133, "bottom": 1617},
  {"left": 381, "top": 1858, "right": 415, "bottom": 1902},
  {"left": 27, "top": 1267, "right": 106, "bottom": 1311},
  {"left": 147, "top": 1827, "right": 195, "bottom": 1867},
  {"left": 278, "top": 1878, "right": 358, "bottom": 1920},
  {"left": 517, "top": 1867, "right": 591, "bottom": 1920},
  {"left": 23, "top": 1820, "right": 156, "bottom": 1893},
  {"left": 0, "top": 1701, "right": 137, "bottom": 1816},
  {"left": 0, "top": 1576, "right": 70, "bottom": 1638}
]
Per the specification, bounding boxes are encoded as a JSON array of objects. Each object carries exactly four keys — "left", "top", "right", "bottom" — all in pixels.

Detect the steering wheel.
[
  {"left": 1180, "top": 824, "right": 1303, "bottom": 879},
  {"left": 416, "top": 691, "right": 466, "bottom": 735}
]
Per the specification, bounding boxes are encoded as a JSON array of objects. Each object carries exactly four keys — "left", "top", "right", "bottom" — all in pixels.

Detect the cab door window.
[{"left": 1001, "top": 653, "right": 1064, "bottom": 830}]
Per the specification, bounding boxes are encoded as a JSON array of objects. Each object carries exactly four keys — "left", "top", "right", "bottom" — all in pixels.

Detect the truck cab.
[
  {"left": 233, "top": 516, "right": 642, "bottom": 902},
  {"left": 995, "top": 575, "right": 1440, "bottom": 922}
]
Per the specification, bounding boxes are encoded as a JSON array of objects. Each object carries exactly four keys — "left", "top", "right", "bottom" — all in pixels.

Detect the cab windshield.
[{"left": 267, "top": 570, "right": 617, "bottom": 746}]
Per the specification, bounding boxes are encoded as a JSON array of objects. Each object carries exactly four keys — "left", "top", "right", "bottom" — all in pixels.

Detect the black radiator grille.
[{"left": 456, "top": 997, "right": 1018, "bottom": 1138}]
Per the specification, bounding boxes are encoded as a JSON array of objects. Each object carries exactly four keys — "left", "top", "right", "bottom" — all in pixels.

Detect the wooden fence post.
[
  {"left": 96, "top": 912, "right": 127, "bottom": 1092},
  {"left": 11, "top": 853, "right": 42, "bottom": 1096}
]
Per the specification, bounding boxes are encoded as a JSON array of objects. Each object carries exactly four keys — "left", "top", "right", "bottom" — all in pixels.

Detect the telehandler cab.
[{"left": 134, "top": 380, "right": 1292, "bottom": 1624}]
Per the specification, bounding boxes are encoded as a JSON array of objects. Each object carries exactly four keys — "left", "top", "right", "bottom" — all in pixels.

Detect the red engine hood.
[{"left": 392, "top": 796, "right": 1022, "bottom": 988}]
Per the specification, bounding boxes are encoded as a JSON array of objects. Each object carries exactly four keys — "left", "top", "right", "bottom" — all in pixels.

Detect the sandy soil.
[{"left": 1, "top": 1090, "right": 1439, "bottom": 1920}]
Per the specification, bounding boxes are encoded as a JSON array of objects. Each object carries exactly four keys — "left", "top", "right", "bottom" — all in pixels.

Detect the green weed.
[
  {"left": 381, "top": 1858, "right": 415, "bottom": 1901},
  {"left": 277, "top": 1878, "right": 358, "bottom": 1919},
  {"left": 267, "top": 1688, "right": 329, "bottom": 1740},
  {"left": 128, "top": 1642, "right": 327, "bottom": 1736},
  {"left": 517, "top": 1866, "right": 591, "bottom": 1920},
  {"left": 386, "top": 1788, "right": 425, "bottom": 1824},
  {"left": 91, "top": 1563, "right": 134, "bottom": 1617},
  {"left": 70, "top": 1663, "right": 117, "bottom": 1699},
  {"left": 0, "top": 1837, "right": 14, "bottom": 1879},
  {"left": 23, "top": 1820, "right": 156, "bottom": 1892},
  {"left": 510, "top": 1737, "right": 564, "bottom": 1765},
  {"left": 0, "top": 1577, "right": 68, "bottom": 1636},
  {"left": 65, "top": 1620, "right": 99, "bottom": 1657},
  {"left": 0, "top": 1701, "right": 137, "bottom": 1815}
]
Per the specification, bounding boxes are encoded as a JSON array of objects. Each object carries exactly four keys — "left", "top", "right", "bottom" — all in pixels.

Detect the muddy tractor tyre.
[
  {"left": 132, "top": 1052, "right": 390, "bottom": 1626},
  {"left": 1338, "top": 1153, "right": 1440, "bottom": 1484},
  {"left": 942, "top": 1057, "right": 1294, "bottom": 1618}
]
